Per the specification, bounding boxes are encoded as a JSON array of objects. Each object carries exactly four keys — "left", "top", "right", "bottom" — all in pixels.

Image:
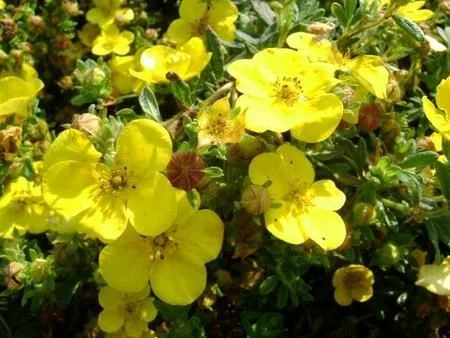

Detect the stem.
[
  {"left": 380, "top": 198, "right": 411, "bottom": 215},
  {"left": 337, "top": 17, "right": 389, "bottom": 44}
]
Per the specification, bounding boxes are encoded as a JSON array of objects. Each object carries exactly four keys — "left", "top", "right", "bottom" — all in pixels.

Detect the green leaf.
[
  {"left": 344, "top": 0, "right": 357, "bottom": 25},
  {"left": 251, "top": 0, "right": 276, "bottom": 25},
  {"left": 331, "top": 3, "right": 346, "bottom": 26},
  {"left": 392, "top": 15, "right": 425, "bottom": 42},
  {"left": 276, "top": 284, "right": 289, "bottom": 309},
  {"left": 204, "top": 166, "right": 224, "bottom": 178},
  {"left": 435, "top": 161, "right": 450, "bottom": 200},
  {"left": 169, "top": 76, "right": 193, "bottom": 107},
  {"left": 426, "top": 222, "right": 442, "bottom": 263},
  {"left": 22, "top": 158, "right": 35, "bottom": 181},
  {"left": 259, "top": 275, "right": 279, "bottom": 295},
  {"left": 400, "top": 151, "right": 438, "bottom": 169},
  {"left": 138, "top": 86, "right": 162, "bottom": 122},
  {"left": 376, "top": 200, "right": 399, "bottom": 231},
  {"left": 205, "top": 27, "right": 225, "bottom": 79}
]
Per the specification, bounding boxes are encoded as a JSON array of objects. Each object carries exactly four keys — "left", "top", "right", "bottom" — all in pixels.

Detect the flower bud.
[
  {"left": 4, "top": 262, "right": 24, "bottom": 289},
  {"left": 71, "top": 113, "right": 102, "bottom": 135},
  {"left": 358, "top": 103, "right": 382, "bottom": 133},
  {"left": 10, "top": 49, "right": 23, "bottom": 64},
  {"left": 441, "top": 0, "right": 450, "bottom": 13},
  {"left": 167, "top": 151, "right": 205, "bottom": 190},
  {"left": 62, "top": 1, "right": 81, "bottom": 16},
  {"left": 1, "top": 18, "right": 16, "bottom": 40},
  {"left": 145, "top": 28, "right": 159, "bottom": 41},
  {"left": 241, "top": 185, "right": 271, "bottom": 215},
  {"left": 29, "top": 258, "right": 51, "bottom": 282},
  {"left": 57, "top": 75, "right": 73, "bottom": 90},
  {"left": 306, "top": 22, "right": 335, "bottom": 36},
  {"left": 376, "top": 242, "right": 401, "bottom": 267},
  {"left": 0, "top": 126, "right": 22, "bottom": 155},
  {"left": 27, "top": 15, "right": 45, "bottom": 32},
  {"left": 352, "top": 202, "right": 377, "bottom": 226}
]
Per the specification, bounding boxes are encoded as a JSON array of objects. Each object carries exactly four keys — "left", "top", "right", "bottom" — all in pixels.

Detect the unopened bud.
[
  {"left": 29, "top": 258, "right": 50, "bottom": 282},
  {"left": 358, "top": 103, "right": 383, "bottom": 133},
  {"left": 0, "top": 126, "right": 22, "bottom": 155},
  {"left": 10, "top": 49, "right": 23, "bottom": 64},
  {"left": 57, "top": 75, "right": 73, "bottom": 90},
  {"left": 441, "top": 0, "right": 450, "bottom": 13},
  {"left": 71, "top": 113, "right": 102, "bottom": 135},
  {"left": 167, "top": 151, "right": 205, "bottom": 190},
  {"left": 241, "top": 185, "right": 271, "bottom": 215},
  {"left": 4, "top": 262, "right": 24, "bottom": 289},
  {"left": 352, "top": 202, "right": 377, "bottom": 226},
  {"left": 306, "top": 22, "right": 335, "bottom": 36},
  {"left": 27, "top": 15, "right": 45, "bottom": 32},
  {"left": 62, "top": 1, "right": 81, "bottom": 16},
  {"left": 376, "top": 242, "right": 401, "bottom": 267},
  {"left": 145, "top": 28, "right": 158, "bottom": 41},
  {"left": 1, "top": 18, "right": 16, "bottom": 40}
]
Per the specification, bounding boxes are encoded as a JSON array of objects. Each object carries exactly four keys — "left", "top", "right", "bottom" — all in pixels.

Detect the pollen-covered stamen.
[
  {"left": 121, "top": 297, "right": 146, "bottom": 319},
  {"left": 147, "top": 232, "right": 179, "bottom": 262},
  {"left": 98, "top": 167, "right": 129, "bottom": 193},
  {"left": 284, "top": 183, "right": 314, "bottom": 213},
  {"left": 272, "top": 76, "right": 302, "bottom": 106}
]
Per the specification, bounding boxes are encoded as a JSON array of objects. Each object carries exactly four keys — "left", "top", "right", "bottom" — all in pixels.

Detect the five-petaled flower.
[{"left": 332, "top": 264, "right": 375, "bottom": 306}]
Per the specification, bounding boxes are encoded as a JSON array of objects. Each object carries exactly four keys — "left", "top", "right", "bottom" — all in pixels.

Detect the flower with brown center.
[{"left": 332, "top": 264, "right": 375, "bottom": 306}]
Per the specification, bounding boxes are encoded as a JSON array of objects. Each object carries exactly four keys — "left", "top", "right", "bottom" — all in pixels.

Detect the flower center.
[
  {"left": 285, "top": 183, "right": 314, "bottom": 213},
  {"left": 191, "top": 15, "right": 209, "bottom": 36},
  {"left": 343, "top": 271, "right": 365, "bottom": 289},
  {"left": 110, "top": 173, "right": 127, "bottom": 190},
  {"left": 206, "top": 117, "right": 227, "bottom": 141},
  {"left": 146, "top": 232, "right": 178, "bottom": 261},
  {"left": 272, "top": 76, "right": 302, "bottom": 106},
  {"left": 98, "top": 167, "right": 129, "bottom": 194}
]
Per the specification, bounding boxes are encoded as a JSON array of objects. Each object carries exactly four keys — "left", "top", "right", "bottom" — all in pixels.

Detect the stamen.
[{"left": 272, "top": 76, "right": 302, "bottom": 106}]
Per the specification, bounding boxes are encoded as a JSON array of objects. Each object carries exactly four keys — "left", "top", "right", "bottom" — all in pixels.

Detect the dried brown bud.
[
  {"left": 306, "top": 22, "right": 335, "bottom": 36},
  {"left": 10, "top": 49, "right": 23, "bottom": 64},
  {"left": 241, "top": 185, "right": 271, "bottom": 215},
  {"left": 57, "top": 75, "right": 73, "bottom": 90},
  {"left": 441, "top": 0, "right": 450, "bottom": 13},
  {"left": 0, "top": 126, "right": 22, "bottom": 155},
  {"left": 4, "top": 262, "right": 24, "bottom": 289},
  {"left": 1, "top": 18, "right": 17, "bottom": 41},
  {"left": 358, "top": 103, "right": 383, "bottom": 133},
  {"left": 62, "top": 1, "right": 81, "bottom": 16},
  {"left": 71, "top": 113, "right": 102, "bottom": 135},
  {"left": 167, "top": 151, "right": 205, "bottom": 190},
  {"left": 417, "top": 136, "right": 435, "bottom": 150}
]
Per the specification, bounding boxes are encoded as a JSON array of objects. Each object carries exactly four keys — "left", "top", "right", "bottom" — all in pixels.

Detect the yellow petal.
[
  {"left": 300, "top": 207, "right": 346, "bottom": 250},
  {"left": 227, "top": 59, "right": 271, "bottom": 97},
  {"left": 179, "top": 0, "right": 208, "bottom": 22},
  {"left": 99, "top": 286, "right": 126, "bottom": 309},
  {"left": 98, "top": 309, "right": 125, "bottom": 333},
  {"left": 249, "top": 152, "right": 290, "bottom": 199},
  {"left": 86, "top": 8, "right": 113, "bottom": 26},
  {"left": 253, "top": 48, "right": 308, "bottom": 81},
  {"left": 124, "top": 318, "right": 147, "bottom": 337},
  {"left": 416, "top": 260, "right": 450, "bottom": 295},
  {"left": 114, "top": 119, "right": 172, "bottom": 175},
  {"left": 286, "top": 32, "right": 334, "bottom": 62},
  {"left": 265, "top": 201, "right": 309, "bottom": 245},
  {"left": 138, "top": 298, "right": 158, "bottom": 322},
  {"left": 332, "top": 267, "right": 346, "bottom": 287},
  {"left": 174, "top": 209, "right": 224, "bottom": 262},
  {"left": 166, "top": 19, "right": 194, "bottom": 45},
  {"left": 99, "top": 239, "right": 150, "bottom": 293},
  {"left": 150, "top": 250, "right": 206, "bottom": 305},
  {"left": 208, "top": 0, "right": 239, "bottom": 25},
  {"left": 210, "top": 19, "right": 236, "bottom": 42},
  {"left": 348, "top": 55, "right": 389, "bottom": 99},
  {"left": 351, "top": 286, "right": 373, "bottom": 302},
  {"left": 334, "top": 287, "right": 353, "bottom": 306},
  {"left": 423, "top": 96, "right": 450, "bottom": 133},
  {"left": 127, "top": 172, "right": 177, "bottom": 237},
  {"left": 277, "top": 143, "right": 315, "bottom": 185},
  {"left": 291, "top": 94, "right": 343, "bottom": 143},
  {"left": 308, "top": 180, "right": 346, "bottom": 211},
  {"left": 436, "top": 76, "right": 450, "bottom": 114},
  {"left": 396, "top": 1, "right": 433, "bottom": 22},
  {"left": 179, "top": 37, "right": 212, "bottom": 80},
  {"left": 42, "top": 161, "right": 97, "bottom": 219},
  {"left": 301, "top": 62, "right": 340, "bottom": 97},
  {"left": 43, "top": 129, "right": 101, "bottom": 170}
]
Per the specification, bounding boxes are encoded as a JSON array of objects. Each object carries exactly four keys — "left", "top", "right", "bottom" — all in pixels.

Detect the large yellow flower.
[
  {"left": 130, "top": 37, "right": 211, "bottom": 84},
  {"left": 423, "top": 75, "right": 450, "bottom": 136},
  {"left": 92, "top": 24, "right": 134, "bottom": 56},
  {"left": 416, "top": 257, "right": 450, "bottom": 296},
  {"left": 99, "top": 190, "right": 224, "bottom": 305},
  {"left": 248, "top": 144, "right": 347, "bottom": 249},
  {"left": 0, "top": 76, "right": 44, "bottom": 119},
  {"left": 228, "top": 48, "right": 343, "bottom": 143},
  {"left": 42, "top": 119, "right": 176, "bottom": 242},
  {"left": 87, "top": 0, "right": 134, "bottom": 27},
  {"left": 332, "top": 264, "right": 375, "bottom": 306},
  {"left": 98, "top": 284, "right": 157, "bottom": 336},
  {"left": 166, "top": 0, "right": 238, "bottom": 46},
  {"left": 0, "top": 165, "right": 52, "bottom": 238},
  {"left": 287, "top": 32, "right": 389, "bottom": 99}
]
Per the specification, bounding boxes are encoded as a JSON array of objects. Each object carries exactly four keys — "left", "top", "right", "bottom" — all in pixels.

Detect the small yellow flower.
[
  {"left": 42, "top": 119, "right": 176, "bottom": 242},
  {"left": 0, "top": 0, "right": 5, "bottom": 10},
  {"left": 416, "top": 257, "right": 450, "bottom": 296},
  {"left": 87, "top": 0, "right": 134, "bottom": 27},
  {"left": 248, "top": 144, "right": 347, "bottom": 249},
  {"left": 0, "top": 76, "right": 43, "bottom": 119},
  {"left": 228, "top": 48, "right": 343, "bottom": 143},
  {"left": 79, "top": 23, "right": 101, "bottom": 47},
  {"left": 110, "top": 55, "right": 144, "bottom": 95},
  {"left": 167, "top": 0, "right": 238, "bottom": 46},
  {"left": 392, "top": 0, "right": 433, "bottom": 22},
  {"left": 130, "top": 37, "right": 211, "bottom": 84},
  {"left": 198, "top": 97, "right": 245, "bottom": 147},
  {"left": 287, "top": 32, "right": 389, "bottom": 99},
  {"left": 332, "top": 264, "right": 375, "bottom": 306},
  {"left": 99, "top": 190, "right": 224, "bottom": 305},
  {"left": 0, "top": 165, "right": 52, "bottom": 238},
  {"left": 92, "top": 24, "right": 134, "bottom": 56},
  {"left": 98, "top": 284, "right": 157, "bottom": 336}
]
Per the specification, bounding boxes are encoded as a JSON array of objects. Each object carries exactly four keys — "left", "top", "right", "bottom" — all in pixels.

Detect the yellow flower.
[
  {"left": 167, "top": 0, "right": 238, "bottom": 46},
  {"left": 248, "top": 144, "right": 346, "bottom": 249},
  {"left": 99, "top": 190, "right": 224, "bottom": 305},
  {"left": 416, "top": 257, "right": 450, "bottom": 296},
  {"left": 42, "top": 119, "right": 177, "bottom": 242},
  {"left": 110, "top": 55, "right": 144, "bottom": 96},
  {"left": 227, "top": 48, "right": 343, "bottom": 143},
  {"left": 98, "top": 284, "right": 157, "bottom": 336},
  {"left": 0, "top": 76, "right": 44, "bottom": 119},
  {"left": 130, "top": 37, "right": 211, "bottom": 84},
  {"left": 87, "top": 0, "right": 134, "bottom": 27},
  {"left": 0, "top": 168, "right": 52, "bottom": 238},
  {"left": 92, "top": 24, "right": 134, "bottom": 56},
  {"left": 332, "top": 264, "right": 375, "bottom": 306},
  {"left": 0, "top": 0, "right": 4, "bottom": 10},
  {"left": 79, "top": 23, "right": 101, "bottom": 47},
  {"left": 287, "top": 32, "right": 389, "bottom": 99},
  {"left": 198, "top": 97, "right": 245, "bottom": 147},
  {"left": 423, "top": 76, "right": 450, "bottom": 137},
  {"left": 392, "top": 0, "right": 433, "bottom": 22}
]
